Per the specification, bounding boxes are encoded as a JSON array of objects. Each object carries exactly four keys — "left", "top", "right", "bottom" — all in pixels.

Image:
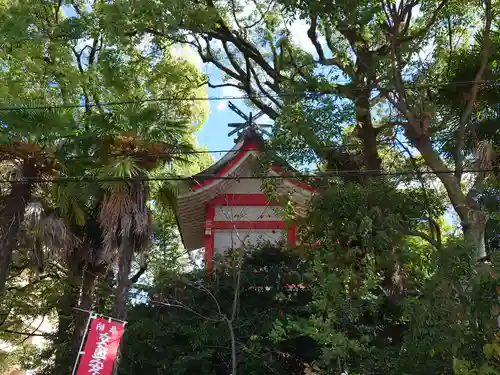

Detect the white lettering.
[
  {"left": 88, "top": 331, "right": 111, "bottom": 374},
  {"left": 88, "top": 358, "right": 104, "bottom": 375},
  {"left": 92, "top": 345, "right": 108, "bottom": 360},
  {"left": 97, "top": 332, "right": 110, "bottom": 346}
]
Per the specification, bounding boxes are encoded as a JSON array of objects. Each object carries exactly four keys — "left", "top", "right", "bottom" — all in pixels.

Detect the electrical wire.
[
  {"left": 1, "top": 79, "right": 499, "bottom": 111},
  {"left": 0, "top": 168, "right": 494, "bottom": 184},
  {"left": 56, "top": 135, "right": 456, "bottom": 158}
]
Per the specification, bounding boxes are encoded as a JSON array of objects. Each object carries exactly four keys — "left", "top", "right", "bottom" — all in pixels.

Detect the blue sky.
[
  {"left": 62, "top": 1, "right": 266, "bottom": 161},
  {"left": 194, "top": 63, "right": 272, "bottom": 161}
]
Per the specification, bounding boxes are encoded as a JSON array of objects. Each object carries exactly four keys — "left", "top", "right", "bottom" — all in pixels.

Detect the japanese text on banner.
[{"left": 75, "top": 317, "right": 125, "bottom": 375}]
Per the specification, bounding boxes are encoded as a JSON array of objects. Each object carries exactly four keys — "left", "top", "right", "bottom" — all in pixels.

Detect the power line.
[
  {"left": 0, "top": 168, "right": 494, "bottom": 184},
  {"left": 56, "top": 137, "right": 453, "bottom": 159},
  {"left": 1, "top": 79, "right": 499, "bottom": 112}
]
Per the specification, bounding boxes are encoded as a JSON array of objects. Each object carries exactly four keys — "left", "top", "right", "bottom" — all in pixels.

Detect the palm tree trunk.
[
  {"left": 0, "top": 160, "right": 36, "bottom": 294},
  {"left": 112, "top": 235, "right": 134, "bottom": 320},
  {"left": 54, "top": 255, "right": 83, "bottom": 374},
  {"left": 72, "top": 268, "right": 98, "bottom": 355}
]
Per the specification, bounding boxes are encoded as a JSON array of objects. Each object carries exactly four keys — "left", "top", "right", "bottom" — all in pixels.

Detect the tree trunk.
[
  {"left": 462, "top": 210, "right": 488, "bottom": 259},
  {"left": 406, "top": 126, "right": 489, "bottom": 259},
  {"left": 112, "top": 236, "right": 134, "bottom": 320},
  {"left": 71, "top": 268, "right": 98, "bottom": 355},
  {"left": 110, "top": 237, "right": 135, "bottom": 375},
  {"left": 0, "top": 160, "right": 35, "bottom": 295},
  {"left": 53, "top": 256, "right": 83, "bottom": 374},
  {"left": 355, "top": 94, "right": 382, "bottom": 174}
]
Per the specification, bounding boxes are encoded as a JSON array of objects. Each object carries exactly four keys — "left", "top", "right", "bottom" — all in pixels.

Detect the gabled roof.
[
  {"left": 174, "top": 128, "right": 317, "bottom": 251},
  {"left": 187, "top": 128, "right": 265, "bottom": 187}
]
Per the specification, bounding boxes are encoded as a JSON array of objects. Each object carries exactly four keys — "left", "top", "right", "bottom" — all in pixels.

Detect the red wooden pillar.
[
  {"left": 287, "top": 225, "right": 297, "bottom": 247},
  {"left": 204, "top": 205, "right": 215, "bottom": 270}
]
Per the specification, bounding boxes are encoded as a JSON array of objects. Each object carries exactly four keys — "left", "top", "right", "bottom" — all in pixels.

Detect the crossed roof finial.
[{"left": 227, "top": 101, "right": 272, "bottom": 139}]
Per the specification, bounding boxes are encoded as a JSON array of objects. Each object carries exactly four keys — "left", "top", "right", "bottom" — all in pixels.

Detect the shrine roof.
[
  {"left": 186, "top": 128, "right": 299, "bottom": 188},
  {"left": 174, "top": 110, "right": 318, "bottom": 251},
  {"left": 187, "top": 128, "right": 264, "bottom": 186}
]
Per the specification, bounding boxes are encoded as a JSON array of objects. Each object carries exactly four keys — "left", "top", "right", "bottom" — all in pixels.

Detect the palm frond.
[
  {"left": 98, "top": 181, "right": 152, "bottom": 261},
  {"left": 476, "top": 140, "right": 495, "bottom": 169},
  {"left": 97, "top": 157, "right": 143, "bottom": 193},
  {"left": 23, "top": 201, "right": 81, "bottom": 267},
  {"left": 151, "top": 179, "right": 180, "bottom": 212}
]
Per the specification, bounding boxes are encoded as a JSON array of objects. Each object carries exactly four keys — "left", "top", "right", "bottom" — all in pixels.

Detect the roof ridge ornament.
[{"left": 227, "top": 101, "right": 272, "bottom": 141}]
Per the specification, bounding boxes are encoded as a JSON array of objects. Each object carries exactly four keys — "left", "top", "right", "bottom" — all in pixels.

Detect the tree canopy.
[{"left": 0, "top": 0, "right": 499, "bottom": 374}]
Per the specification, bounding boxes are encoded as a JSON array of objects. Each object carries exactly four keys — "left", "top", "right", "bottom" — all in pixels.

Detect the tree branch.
[
  {"left": 455, "top": 0, "right": 492, "bottom": 181},
  {"left": 307, "top": 15, "right": 355, "bottom": 78},
  {"left": 2, "top": 329, "right": 56, "bottom": 338},
  {"left": 400, "top": 0, "right": 448, "bottom": 44},
  {"left": 151, "top": 299, "right": 220, "bottom": 322},
  {"left": 403, "top": 227, "right": 441, "bottom": 249},
  {"left": 246, "top": 56, "right": 282, "bottom": 108},
  {"left": 208, "top": 82, "right": 245, "bottom": 91},
  {"left": 6, "top": 274, "right": 57, "bottom": 292},
  {"left": 129, "top": 265, "right": 147, "bottom": 284},
  {"left": 396, "top": 137, "right": 442, "bottom": 250}
]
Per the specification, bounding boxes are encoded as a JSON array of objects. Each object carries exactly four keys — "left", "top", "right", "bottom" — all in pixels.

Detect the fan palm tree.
[
  {"left": 90, "top": 101, "right": 194, "bottom": 319},
  {"left": 13, "top": 187, "right": 104, "bottom": 373},
  {"left": 0, "top": 106, "right": 75, "bottom": 294},
  {"left": 17, "top": 165, "right": 109, "bottom": 372}
]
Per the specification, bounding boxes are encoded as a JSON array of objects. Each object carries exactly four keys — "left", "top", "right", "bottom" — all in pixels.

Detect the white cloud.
[
  {"left": 258, "top": 113, "right": 272, "bottom": 124},
  {"left": 172, "top": 44, "right": 204, "bottom": 70},
  {"left": 289, "top": 18, "right": 326, "bottom": 58},
  {"left": 137, "top": 34, "right": 154, "bottom": 55},
  {"left": 214, "top": 83, "right": 244, "bottom": 111},
  {"left": 216, "top": 101, "right": 227, "bottom": 111},
  {"left": 221, "top": 83, "right": 244, "bottom": 98}
]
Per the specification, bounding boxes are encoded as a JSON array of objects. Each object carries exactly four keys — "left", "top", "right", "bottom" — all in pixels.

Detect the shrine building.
[{"left": 175, "top": 105, "right": 316, "bottom": 268}]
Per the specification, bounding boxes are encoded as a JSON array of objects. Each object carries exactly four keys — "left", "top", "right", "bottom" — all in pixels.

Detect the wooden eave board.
[{"left": 176, "top": 153, "right": 315, "bottom": 251}]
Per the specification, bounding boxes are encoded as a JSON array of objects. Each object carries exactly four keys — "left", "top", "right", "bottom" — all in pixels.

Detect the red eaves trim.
[
  {"left": 212, "top": 221, "right": 285, "bottom": 230},
  {"left": 270, "top": 165, "right": 317, "bottom": 193},
  {"left": 209, "top": 193, "right": 276, "bottom": 206},
  {"left": 192, "top": 141, "right": 261, "bottom": 191},
  {"left": 204, "top": 205, "right": 215, "bottom": 270}
]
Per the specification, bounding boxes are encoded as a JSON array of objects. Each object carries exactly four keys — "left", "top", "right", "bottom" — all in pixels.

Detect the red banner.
[{"left": 76, "top": 317, "right": 125, "bottom": 375}]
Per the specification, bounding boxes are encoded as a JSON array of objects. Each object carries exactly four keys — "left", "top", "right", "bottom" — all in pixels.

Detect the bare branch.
[
  {"left": 322, "top": 23, "right": 355, "bottom": 78},
  {"left": 404, "top": 228, "right": 441, "bottom": 249},
  {"left": 2, "top": 329, "right": 56, "bottom": 338},
  {"left": 208, "top": 82, "right": 245, "bottom": 91},
  {"left": 129, "top": 265, "right": 147, "bottom": 284},
  {"left": 246, "top": 56, "right": 282, "bottom": 108},
  {"left": 54, "top": 0, "right": 63, "bottom": 23},
  {"left": 307, "top": 13, "right": 325, "bottom": 61},
  {"left": 186, "top": 281, "right": 224, "bottom": 316},
  {"left": 70, "top": 0, "right": 83, "bottom": 17},
  {"left": 246, "top": 0, "right": 276, "bottom": 29},
  {"left": 226, "top": 316, "right": 237, "bottom": 375},
  {"left": 151, "top": 299, "right": 220, "bottom": 322},
  {"left": 396, "top": 138, "right": 442, "bottom": 248},
  {"left": 71, "top": 46, "right": 91, "bottom": 113},
  {"left": 14, "top": 316, "right": 47, "bottom": 347},
  {"left": 400, "top": 0, "right": 448, "bottom": 43}
]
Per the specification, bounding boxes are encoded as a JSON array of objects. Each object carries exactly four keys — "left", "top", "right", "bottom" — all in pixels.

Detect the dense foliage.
[{"left": 0, "top": 0, "right": 498, "bottom": 374}]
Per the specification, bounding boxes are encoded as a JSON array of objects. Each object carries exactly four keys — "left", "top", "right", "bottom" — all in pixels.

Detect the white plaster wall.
[
  {"left": 225, "top": 178, "right": 262, "bottom": 194},
  {"left": 213, "top": 229, "right": 285, "bottom": 256},
  {"left": 214, "top": 205, "right": 283, "bottom": 221}
]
